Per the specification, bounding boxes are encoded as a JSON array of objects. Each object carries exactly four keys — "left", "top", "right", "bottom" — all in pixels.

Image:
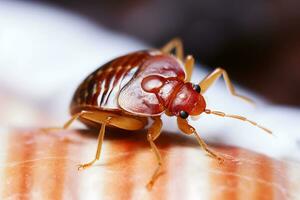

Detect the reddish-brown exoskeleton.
[{"left": 49, "top": 39, "right": 271, "bottom": 189}]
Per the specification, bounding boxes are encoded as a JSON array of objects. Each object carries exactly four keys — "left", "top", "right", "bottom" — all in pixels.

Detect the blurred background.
[
  {"left": 0, "top": 0, "right": 300, "bottom": 159},
  {"left": 31, "top": 0, "right": 300, "bottom": 105},
  {"left": 1, "top": 2, "right": 300, "bottom": 198}
]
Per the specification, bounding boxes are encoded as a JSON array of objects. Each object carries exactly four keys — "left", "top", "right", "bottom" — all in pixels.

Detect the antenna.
[{"left": 204, "top": 109, "right": 272, "bottom": 134}]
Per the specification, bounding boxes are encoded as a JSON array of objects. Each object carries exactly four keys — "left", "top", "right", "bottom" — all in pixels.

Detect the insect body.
[{"left": 56, "top": 39, "right": 271, "bottom": 189}]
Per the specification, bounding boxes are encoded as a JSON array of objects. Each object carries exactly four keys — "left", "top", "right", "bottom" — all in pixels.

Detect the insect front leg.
[
  {"left": 161, "top": 38, "right": 184, "bottom": 61},
  {"left": 177, "top": 117, "right": 224, "bottom": 163},
  {"left": 199, "top": 67, "right": 253, "bottom": 104},
  {"left": 184, "top": 55, "right": 195, "bottom": 82},
  {"left": 146, "top": 117, "right": 163, "bottom": 190},
  {"left": 78, "top": 117, "right": 111, "bottom": 170}
]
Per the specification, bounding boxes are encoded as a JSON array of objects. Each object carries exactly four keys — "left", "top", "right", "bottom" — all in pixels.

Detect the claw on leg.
[
  {"left": 205, "top": 148, "right": 224, "bottom": 164},
  {"left": 77, "top": 119, "right": 108, "bottom": 171},
  {"left": 77, "top": 160, "right": 97, "bottom": 170},
  {"left": 193, "top": 131, "right": 224, "bottom": 164},
  {"left": 146, "top": 158, "right": 162, "bottom": 190},
  {"left": 41, "top": 127, "right": 63, "bottom": 133},
  {"left": 146, "top": 117, "right": 163, "bottom": 190},
  {"left": 177, "top": 117, "right": 225, "bottom": 164}
]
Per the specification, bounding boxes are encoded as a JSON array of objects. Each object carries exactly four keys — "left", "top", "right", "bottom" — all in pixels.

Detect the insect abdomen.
[{"left": 70, "top": 51, "right": 153, "bottom": 114}]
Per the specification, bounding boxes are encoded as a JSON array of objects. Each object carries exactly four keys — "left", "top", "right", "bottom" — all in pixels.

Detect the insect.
[{"left": 49, "top": 38, "right": 271, "bottom": 189}]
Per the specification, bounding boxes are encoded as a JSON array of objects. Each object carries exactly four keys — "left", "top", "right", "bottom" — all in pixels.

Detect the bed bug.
[{"left": 49, "top": 38, "right": 271, "bottom": 189}]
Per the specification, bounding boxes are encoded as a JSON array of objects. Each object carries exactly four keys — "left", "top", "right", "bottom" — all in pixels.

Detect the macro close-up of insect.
[
  {"left": 3, "top": 1, "right": 300, "bottom": 198},
  {"left": 48, "top": 38, "right": 272, "bottom": 189}
]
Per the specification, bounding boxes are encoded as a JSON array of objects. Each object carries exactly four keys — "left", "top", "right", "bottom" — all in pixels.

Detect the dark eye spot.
[
  {"left": 193, "top": 84, "right": 201, "bottom": 93},
  {"left": 179, "top": 111, "right": 189, "bottom": 119}
]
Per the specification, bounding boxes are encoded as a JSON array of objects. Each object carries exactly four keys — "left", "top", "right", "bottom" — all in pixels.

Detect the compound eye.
[
  {"left": 192, "top": 84, "right": 201, "bottom": 93},
  {"left": 179, "top": 111, "right": 189, "bottom": 119}
]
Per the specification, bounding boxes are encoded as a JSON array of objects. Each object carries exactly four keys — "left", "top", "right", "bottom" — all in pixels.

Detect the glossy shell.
[{"left": 70, "top": 50, "right": 186, "bottom": 116}]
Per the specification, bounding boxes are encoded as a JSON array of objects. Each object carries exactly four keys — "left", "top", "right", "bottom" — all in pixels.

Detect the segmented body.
[
  {"left": 71, "top": 51, "right": 154, "bottom": 114},
  {"left": 70, "top": 50, "right": 186, "bottom": 118}
]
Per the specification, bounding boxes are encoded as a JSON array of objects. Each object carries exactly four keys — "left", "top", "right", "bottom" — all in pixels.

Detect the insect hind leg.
[
  {"left": 146, "top": 117, "right": 163, "bottom": 190},
  {"left": 41, "top": 111, "right": 88, "bottom": 132},
  {"left": 78, "top": 117, "right": 111, "bottom": 170}
]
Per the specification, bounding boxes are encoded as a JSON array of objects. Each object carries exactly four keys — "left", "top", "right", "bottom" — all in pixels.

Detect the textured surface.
[{"left": 0, "top": 128, "right": 299, "bottom": 200}]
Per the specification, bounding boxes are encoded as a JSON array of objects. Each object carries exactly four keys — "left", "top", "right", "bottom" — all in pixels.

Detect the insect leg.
[
  {"left": 78, "top": 117, "right": 111, "bottom": 170},
  {"left": 184, "top": 55, "right": 195, "bottom": 82},
  {"left": 161, "top": 38, "right": 184, "bottom": 61},
  {"left": 177, "top": 117, "right": 224, "bottom": 163},
  {"left": 199, "top": 67, "right": 254, "bottom": 104},
  {"left": 42, "top": 111, "right": 89, "bottom": 132},
  {"left": 146, "top": 117, "right": 163, "bottom": 190},
  {"left": 161, "top": 38, "right": 194, "bottom": 82}
]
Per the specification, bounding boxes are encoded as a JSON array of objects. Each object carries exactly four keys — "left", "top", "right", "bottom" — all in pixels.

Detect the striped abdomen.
[{"left": 70, "top": 51, "right": 153, "bottom": 114}]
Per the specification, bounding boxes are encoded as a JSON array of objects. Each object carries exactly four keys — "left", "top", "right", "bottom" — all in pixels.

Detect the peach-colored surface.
[{"left": 0, "top": 128, "right": 298, "bottom": 200}]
